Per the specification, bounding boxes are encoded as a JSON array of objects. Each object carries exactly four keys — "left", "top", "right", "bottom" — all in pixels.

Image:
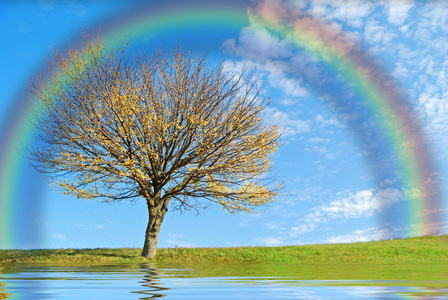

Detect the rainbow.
[
  {"left": 249, "top": 1, "right": 441, "bottom": 235},
  {"left": 0, "top": 0, "right": 441, "bottom": 248}
]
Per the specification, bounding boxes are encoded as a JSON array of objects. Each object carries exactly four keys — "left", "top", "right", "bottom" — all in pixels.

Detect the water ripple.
[{"left": 1, "top": 263, "right": 447, "bottom": 299}]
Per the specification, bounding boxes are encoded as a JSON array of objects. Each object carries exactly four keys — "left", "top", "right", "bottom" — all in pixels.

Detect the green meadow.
[{"left": 1, "top": 235, "right": 447, "bottom": 265}]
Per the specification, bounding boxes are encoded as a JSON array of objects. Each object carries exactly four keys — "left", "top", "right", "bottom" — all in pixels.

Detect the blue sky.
[{"left": 2, "top": 0, "right": 448, "bottom": 250}]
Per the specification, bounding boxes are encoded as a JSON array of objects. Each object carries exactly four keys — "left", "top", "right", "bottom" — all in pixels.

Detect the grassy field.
[{"left": 1, "top": 235, "right": 447, "bottom": 265}]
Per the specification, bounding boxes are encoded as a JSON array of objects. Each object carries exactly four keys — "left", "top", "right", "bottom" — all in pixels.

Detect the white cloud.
[
  {"left": 258, "top": 237, "right": 283, "bottom": 247},
  {"left": 265, "top": 221, "right": 283, "bottom": 230},
  {"left": 326, "top": 226, "right": 405, "bottom": 244},
  {"left": 422, "top": 2, "right": 448, "bottom": 31},
  {"left": 222, "top": 55, "right": 311, "bottom": 102},
  {"left": 311, "top": 145, "right": 329, "bottom": 155},
  {"left": 387, "top": 0, "right": 415, "bottom": 26},
  {"left": 308, "top": 0, "right": 376, "bottom": 28},
  {"left": 308, "top": 137, "right": 330, "bottom": 143},
  {"left": 165, "top": 233, "right": 198, "bottom": 248},
  {"left": 269, "top": 75, "right": 309, "bottom": 98},
  {"left": 222, "top": 26, "right": 292, "bottom": 60},
  {"left": 287, "top": 118, "right": 311, "bottom": 134},
  {"left": 413, "top": 27, "right": 431, "bottom": 42},
  {"left": 397, "top": 44, "right": 420, "bottom": 61},
  {"left": 221, "top": 58, "right": 257, "bottom": 73},
  {"left": 221, "top": 15, "right": 314, "bottom": 104},
  {"left": 315, "top": 114, "right": 342, "bottom": 127},
  {"left": 292, "top": 186, "right": 324, "bottom": 203},
  {"left": 291, "top": 188, "right": 402, "bottom": 237},
  {"left": 268, "top": 107, "right": 311, "bottom": 136},
  {"left": 324, "top": 188, "right": 401, "bottom": 218},
  {"left": 417, "top": 91, "right": 448, "bottom": 156},
  {"left": 167, "top": 233, "right": 186, "bottom": 239},
  {"left": 364, "top": 19, "right": 397, "bottom": 45},
  {"left": 291, "top": 223, "right": 317, "bottom": 236},
  {"left": 308, "top": 144, "right": 335, "bottom": 160},
  {"left": 280, "top": 98, "right": 299, "bottom": 106}
]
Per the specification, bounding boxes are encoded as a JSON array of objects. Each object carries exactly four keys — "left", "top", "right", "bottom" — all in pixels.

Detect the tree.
[{"left": 28, "top": 34, "right": 281, "bottom": 258}]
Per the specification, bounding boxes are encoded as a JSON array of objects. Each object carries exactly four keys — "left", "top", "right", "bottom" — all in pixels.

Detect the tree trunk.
[
  {"left": 141, "top": 198, "right": 168, "bottom": 259},
  {"left": 141, "top": 219, "right": 161, "bottom": 259}
]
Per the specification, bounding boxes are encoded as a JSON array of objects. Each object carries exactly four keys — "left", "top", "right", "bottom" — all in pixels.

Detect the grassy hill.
[{"left": 1, "top": 235, "right": 447, "bottom": 265}]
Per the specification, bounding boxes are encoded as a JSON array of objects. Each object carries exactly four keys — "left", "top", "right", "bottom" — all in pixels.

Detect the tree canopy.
[{"left": 28, "top": 34, "right": 282, "bottom": 258}]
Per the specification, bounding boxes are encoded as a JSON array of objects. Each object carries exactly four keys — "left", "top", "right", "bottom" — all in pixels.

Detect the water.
[{"left": 1, "top": 263, "right": 448, "bottom": 299}]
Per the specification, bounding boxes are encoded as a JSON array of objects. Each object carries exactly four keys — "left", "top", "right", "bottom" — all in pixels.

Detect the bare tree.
[{"left": 28, "top": 34, "right": 281, "bottom": 258}]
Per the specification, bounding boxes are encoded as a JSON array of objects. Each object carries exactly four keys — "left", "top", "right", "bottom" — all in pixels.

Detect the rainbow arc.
[{"left": 0, "top": 1, "right": 441, "bottom": 248}]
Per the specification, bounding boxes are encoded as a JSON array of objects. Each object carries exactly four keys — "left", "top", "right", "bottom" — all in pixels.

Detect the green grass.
[{"left": 1, "top": 235, "right": 447, "bottom": 265}]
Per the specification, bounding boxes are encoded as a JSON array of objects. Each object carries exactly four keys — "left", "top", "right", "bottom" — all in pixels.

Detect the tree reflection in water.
[
  {"left": 0, "top": 280, "right": 10, "bottom": 299},
  {"left": 132, "top": 263, "right": 170, "bottom": 299}
]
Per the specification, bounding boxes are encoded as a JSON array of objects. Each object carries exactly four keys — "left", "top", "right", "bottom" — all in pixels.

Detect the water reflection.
[
  {"left": 132, "top": 263, "right": 169, "bottom": 299},
  {"left": 0, "top": 269, "right": 10, "bottom": 300},
  {"left": 0, "top": 263, "right": 447, "bottom": 299},
  {"left": 0, "top": 281, "right": 10, "bottom": 299}
]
